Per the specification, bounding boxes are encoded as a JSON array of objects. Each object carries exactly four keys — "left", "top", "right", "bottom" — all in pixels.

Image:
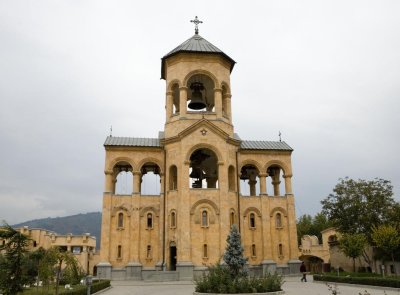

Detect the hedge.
[
  {"left": 313, "top": 274, "right": 400, "bottom": 288},
  {"left": 63, "top": 280, "right": 111, "bottom": 295}
]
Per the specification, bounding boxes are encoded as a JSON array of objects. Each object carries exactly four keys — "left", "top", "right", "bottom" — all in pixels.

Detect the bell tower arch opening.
[
  {"left": 189, "top": 148, "right": 218, "bottom": 189},
  {"left": 187, "top": 74, "right": 215, "bottom": 112}
]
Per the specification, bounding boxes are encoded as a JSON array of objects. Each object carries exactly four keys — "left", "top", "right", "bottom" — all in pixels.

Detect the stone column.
[
  {"left": 133, "top": 171, "right": 141, "bottom": 195},
  {"left": 165, "top": 91, "right": 173, "bottom": 120},
  {"left": 214, "top": 88, "right": 222, "bottom": 117},
  {"left": 272, "top": 175, "right": 281, "bottom": 196},
  {"left": 104, "top": 170, "right": 114, "bottom": 193},
  {"left": 225, "top": 94, "right": 232, "bottom": 122},
  {"left": 179, "top": 86, "right": 188, "bottom": 116},
  {"left": 283, "top": 174, "right": 293, "bottom": 195},
  {"left": 259, "top": 173, "right": 267, "bottom": 195},
  {"left": 249, "top": 180, "right": 257, "bottom": 196}
]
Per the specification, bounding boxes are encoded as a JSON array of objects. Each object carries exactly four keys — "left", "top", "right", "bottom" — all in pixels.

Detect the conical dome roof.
[{"left": 161, "top": 34, "right": 236, "bottom": 79}]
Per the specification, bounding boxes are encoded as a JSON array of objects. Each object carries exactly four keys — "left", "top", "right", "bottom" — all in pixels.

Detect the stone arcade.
[{"left": 97, "top": 22, "right": 301, "bottom": 280}]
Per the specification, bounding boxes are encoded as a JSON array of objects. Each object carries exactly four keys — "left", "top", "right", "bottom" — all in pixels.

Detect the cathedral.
[{"left": 97, "top": 19, "right": 300, "bottom": 280}]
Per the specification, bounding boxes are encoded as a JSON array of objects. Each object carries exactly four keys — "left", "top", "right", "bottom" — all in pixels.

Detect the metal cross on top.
[{"left": 190, "top": 16, "right": 203, "bottom": 34}]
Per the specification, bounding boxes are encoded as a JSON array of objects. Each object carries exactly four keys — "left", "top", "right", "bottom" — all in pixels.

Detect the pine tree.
[{"left": 223, "top": 224, "right": 248, "bottom": 278}]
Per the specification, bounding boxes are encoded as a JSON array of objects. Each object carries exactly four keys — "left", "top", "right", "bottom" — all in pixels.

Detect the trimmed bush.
[
  {"left": 314, "top": 274, "right": 400, "bottom": 288},
  {"left": 195, "top": 265, "right": 283, "bottom": 294}
]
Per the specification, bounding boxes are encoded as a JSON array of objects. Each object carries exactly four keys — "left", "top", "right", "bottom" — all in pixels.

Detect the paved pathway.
[{"left": 103, "top": 276, "right": 400, "bottom": 295}]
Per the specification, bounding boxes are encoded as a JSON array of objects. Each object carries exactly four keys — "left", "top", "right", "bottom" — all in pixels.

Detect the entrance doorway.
[{"left": 170, "top": 245, "right": 177, "bottom": 271}]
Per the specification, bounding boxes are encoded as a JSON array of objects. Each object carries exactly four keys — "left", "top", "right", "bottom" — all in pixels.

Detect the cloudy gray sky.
[{"left": 1, "top": 1, "right": 399, "bottom": 224}]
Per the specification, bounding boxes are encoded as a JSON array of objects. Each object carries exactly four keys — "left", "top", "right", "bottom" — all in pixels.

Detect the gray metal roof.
[
  {"left": 240, "top": 140, "right": 293, "bottom": 151},
  {"left": 161, "top": 34, "right": 235, "bottom": 79},
  {"left": 104, "top": 136, "right": 161, "bottom": 147}
]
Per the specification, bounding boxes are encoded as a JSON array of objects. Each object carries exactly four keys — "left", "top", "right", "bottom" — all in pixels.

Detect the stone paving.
[{"left": 103, "top": 276, "right": 400, "bottom": 295}]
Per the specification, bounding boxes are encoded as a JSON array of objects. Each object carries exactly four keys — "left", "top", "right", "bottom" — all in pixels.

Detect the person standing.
[{"left": 300, "top": 262, "right": 307, "bottom": 282}]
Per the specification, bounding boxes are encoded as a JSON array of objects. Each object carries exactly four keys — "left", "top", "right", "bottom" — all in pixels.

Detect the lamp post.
[{"left": 85, "top": 275, "right": 93, "bottom": 295}]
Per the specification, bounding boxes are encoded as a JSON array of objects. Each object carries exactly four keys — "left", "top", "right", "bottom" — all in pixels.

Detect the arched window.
[
  {"left": 147, "top": 213, "right": 153, "bottom": 229},
  {"left": 118, "top": 212, "right": 124, "bottom": 228},
  {"left": 187, "top": 74, "right": 215, "bottom": 112},
  {"left": 172, "top": 83, "right": 180, "bottom": 114},
  {"left": 169, "top": 165, "right": 178, "bottom": 190},
  {"left": 170, "top": 211, "right": 176, "bottom": 228},
  {"left": 189, "top": 148, "right": 218, "bottom": 189},
  {"left": 229, "top": 211, "right": 235, "bottom": 227},
  {"left": 33, "top": 241, "right": 37, "bottom": 247},
  {"left": 249, "top": 213, "right": 256, "bottom": 228},
  {"left": 228, "top": 165, "right": 235, "bottom": 191},
  {"left": 201, "top": 210, "right": 208, "bottom": 227},
  {"left": 114, "top": 162, "right": 133, "bottom": 195},
  {"left": 203, "top": 244, "right": 208, "bottom": 258},
  {"left": 278, "top": 244, "right": 283, "bottom": 256},
  {"left": 275, "top": 213, "right": 282, "bottom": 228},
  {"left": 251, "top": 244, "right": 256, "bottom": 257},
  {"left": 266, "top": 165, "right": 285, "bottom": 196},
  {"left": 147, "top": 245, "right": 152, "bottom": 258},
  {"left": 117, "top": 245, "right": 122, "bottom": 259}
]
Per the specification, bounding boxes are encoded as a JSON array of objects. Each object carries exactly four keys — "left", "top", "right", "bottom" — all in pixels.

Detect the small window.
[
  {"left": 117, "top": 245, "right": 122, "bottom": 259},
  {"left": 249, "top": 213, "right": 256, "bottom": 228},
  {"left": 147, "top": 213, "right": 153, "bottom": 229},
  {"left": 230, "top": 211, "right": 235, "bottom": 227},
  {"left": 147, "top": 245, "right": 152, "bottom": 258},
  {"left": 275, "top": 213, "right": 282, "bottom": 228},
  {"left": 278, "top": 244, "right": 283, "bottom": 256},
  {"left": 118, "top": 212, "right": 124, "bottom": 228},
  {"left": 170, "top": 211, "right": 176, "bottom": 228},
  {"left": 33, "top": 241, "right": 37, "bottom": 247},
  {"left": 203, "top": 244, "right": 208, "bottom": 258},
  {"left": 201, "top": 210, "right": 208, "bottom": 227},
  {"left": 251, "top": 244, "right": 256, "bottom": 257}
]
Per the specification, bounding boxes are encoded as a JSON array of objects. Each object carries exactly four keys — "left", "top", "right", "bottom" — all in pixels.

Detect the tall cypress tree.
[{"left": 223, "top": 224, "right": 248, "bottom": 277}]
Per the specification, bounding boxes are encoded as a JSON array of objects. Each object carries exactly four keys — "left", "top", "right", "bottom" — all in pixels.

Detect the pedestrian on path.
[{"left": 300, "top": 262, "right": 307, "bottom": 282}]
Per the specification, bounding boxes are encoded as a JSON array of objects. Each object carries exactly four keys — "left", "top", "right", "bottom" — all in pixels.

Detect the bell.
[{"left": 188, "top": 82, "right": 206, "bottom": 110}]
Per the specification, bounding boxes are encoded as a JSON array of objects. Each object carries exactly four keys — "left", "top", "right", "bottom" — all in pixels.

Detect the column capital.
[
  {"left": 166, "top": 91, "right": 173, "bottom": 96},
  {"left": 104, "top": 170, "right": 113, "bottom": 175},
  {"left": 179, "top": 86, "right": 188, "bottom": 91},
  {"left": 283, "top": 174, "right": 293, "bottom": 178},
  {"left": 132, "top": 171, "right": 142, "bottom": 176},
  {"left": 213, "top": 88, "right": 222, "bottom": 93},
  {"left": 259, "top": 173, "right": 268, "bottom": 177}
]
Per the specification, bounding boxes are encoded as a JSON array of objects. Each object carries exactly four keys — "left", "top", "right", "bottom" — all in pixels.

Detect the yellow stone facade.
[
  {"left": 98, "top": 31, "right": 301, "bottom": 280},
  {"left": 0, "top": 226, "right": 99, "bottom": 275}
]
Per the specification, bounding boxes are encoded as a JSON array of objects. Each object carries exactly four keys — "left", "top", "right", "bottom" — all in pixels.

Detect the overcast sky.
[{"left": 1, "top": 1, "right": 399, "bottom": 224}]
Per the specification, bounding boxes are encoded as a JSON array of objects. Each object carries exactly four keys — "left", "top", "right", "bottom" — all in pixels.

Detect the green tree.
[
  {"left": 339, "top": 233, "right": 367, "bottom": 272},
  {"left": 297, "top": 212, "right": 332, "bottom": 244},
  {"left": 371, "top": 224, "right": 400, "bottom": 273},
  {"left": 0, "top": 222, "right": 30, "bottom": 295},
  {"left": 223, "top": 224, "right": 248, "bottom": 278},
  {"left": 321, "top": 178, "right": 395, "bottom": 238}
]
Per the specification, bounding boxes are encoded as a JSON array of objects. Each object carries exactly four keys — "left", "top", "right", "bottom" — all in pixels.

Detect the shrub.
[
  {"left": 314, "top": 274, "right": 400, "bottom": 288},
  {"left": 195, "top": 265, "right": 283, "bottom": 294}
]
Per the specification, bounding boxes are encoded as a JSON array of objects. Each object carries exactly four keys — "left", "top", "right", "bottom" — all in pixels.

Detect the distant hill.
[{"left": 13, "top": 212, "right": 102, "bottom": 248}]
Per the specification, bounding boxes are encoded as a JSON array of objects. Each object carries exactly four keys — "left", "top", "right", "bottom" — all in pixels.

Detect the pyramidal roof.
[{"left": 161, "top": 33, "right": 236, "bottom": 79}]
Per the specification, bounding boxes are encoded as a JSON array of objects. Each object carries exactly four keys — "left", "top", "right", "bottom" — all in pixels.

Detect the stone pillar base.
[
  {"left": 261, "top": 260, "right": 277, "bottom": 275},
  {"left": 288, "top": 259, "right": 302, "bottom": 274},
  {"left": 176, "top": 261, "right": 194, "bottom": 280},
  {"left": 126, "top": 262, "right": 142, "bottom": 280},
  {"left": 96, "top": 262, "right": 112, "bottom": 279}
]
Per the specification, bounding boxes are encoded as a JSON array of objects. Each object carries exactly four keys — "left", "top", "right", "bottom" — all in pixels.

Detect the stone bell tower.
[{"left": 97, "top": 18, "right": 300, "bottom": 280}]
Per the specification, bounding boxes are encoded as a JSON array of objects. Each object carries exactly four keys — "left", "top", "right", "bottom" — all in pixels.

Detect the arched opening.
[
  {"left": 146, "top": 245, "right": 152, "bottom": 259},
  {"left": 249, "top": 213, "right": 256, "bottom": 228},
  {"left": 201, "top": 210, "right": 208, "bottom": 227},
  {"left": 278, "top": 244, "right": 283, "bottom": 257},
  {"left": 169, "top": 165, "right": 178, "bottom": 190},
  {"left": 140, "top": 162, "right": 161, "bottom": 195},
  {"left": 172, "top": 83, "right": 180, "bottom": 114},
  {"left": 240, "top": 165, "right": 260, "bottom": 196},
  {"left": 93, "top": 266, "right": 97, "bottom": 276},
  {"left": 222, "top": 85, "right": 228, "bottom": 117},
  {"left": 117, "top": 245, "right": 122, "bottom": 259},
  {"left": 266, "top": 165, "right": 285, "bottom": 196},
  {"left": 203, "top": 244, "right": 208, "bottom": 258},
  {"left": 147, "top": 213, "right": 153, "bottom": 229},
  {"left": 189, "top": 148, "right": 218, "bottom": 189},
  {"left": 114, "top": 162, "right": 133, "bottom": 195},
  {"left": 251, "top": 244, "right": 256, "bottom": 257},
  {"left": 169, "top": 242, "right": 177, "bottom": 270},
  {"left": 228, "top": 165, "right": 235, "bottom": 191},
  {"left": 275, "top": 213, "right": 282, "bottom": 228},
  {"left": 117, "top": 212, "right": 124, "bottom": 228},
  {"left": 229, "top": 210, "right": 235, "bottom": 227},
  {"left": 186, "top": 74, "right": 215, "bottom": 112},
  {"left": 170, "top": 211, "right": 176, "bottom": 228}
]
